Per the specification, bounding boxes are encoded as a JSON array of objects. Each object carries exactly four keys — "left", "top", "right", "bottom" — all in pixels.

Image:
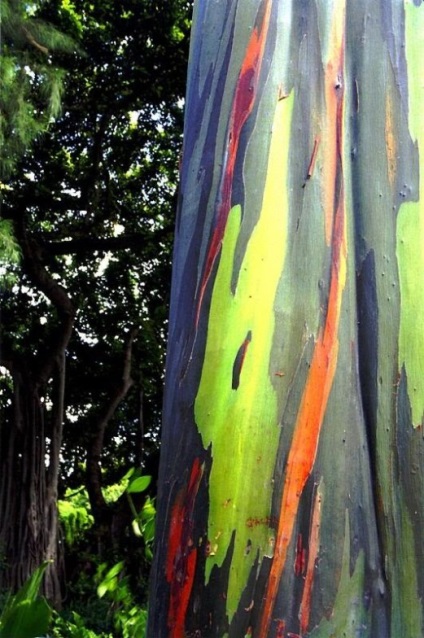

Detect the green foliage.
[
  {"left": 129, "top": 495, "right": 156, "bottom": 560},
  {"left": 58, "top": 488, "right": 94, "bottom": 546},
  {"left": 0, "top": 0, "right": 80, "bottom": 180},
  {"left": 52, "top": 610, "right": 112, "bottom": 638},
  {"left": 52, "top": 604, "right": 148, "bottom": 638},
  {"left": 55, "top": 472, "right": 154, "bottom": 635},
  {"left": 101, "top": 468, "right": 156, "bottom": 559},
  {"left": 0, "top": 562, "right": 51, "bottom": 638},
  {"left": 54, "top": 472, "right": 154, "bottom": 636},
  {"left": 116, "top": 469, "right": 156, "bottom": 559},
  {"left": 59, "top": 0, "right": 83, "bottom": 37},
  {"left": 0, "top": 219, "right": 20, "bottom": 263},
  {"left": 96, "top": 562, "right": 147, "bottom": 638},
  {"left": 0, "top": 218, "right": 21, "bottom": 287},
  {"left": 0, "top": 473, "right": 152, "bottom": 637},
  {"left": 101, "top": 467, "right": 136, "bottom": 504}
]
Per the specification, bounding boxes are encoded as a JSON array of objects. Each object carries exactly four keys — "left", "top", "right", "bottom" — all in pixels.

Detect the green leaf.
[
  {"left": 121, "top": 467, "right": 136, "bottom": 482},
  {"left": 143, "top": 517, "right": 155, "bottom": 544},
  {"left": 104, "top": 561, "right": 124, "bottom": 580},
  {"left": 96, "top": 582, "right": 109, "bottom": 599},
  {"left": 127, "top": 475, "right": 151, "bottom": 494},
  {"left": 0, "top": 563, "right": 52, "bottom": 638},
  {"left": 5, "top": 562, "right": 49, "bottom": 608},
  {"left": 140, "top": 497, "right": 156, "bottom": 520},
  {"left": 0, "top": 599, "right": 51, "bottom": 638},
  {"left": 97, "top": 561, "right": 125, "bottom": 598}
]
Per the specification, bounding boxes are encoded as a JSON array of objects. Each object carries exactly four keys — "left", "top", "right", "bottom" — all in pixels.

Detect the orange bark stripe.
[
  {"left": 299, "top": 486, "right": 322, "bottom": 634},
  {"left": 258, "top": 191, "right": 346, "bottom": 636},
  {"left": 257, "top": 14, "right": 347, "bottom": 622},
  {"left": 258, "top": 136, "right": 347, "bottom": 637}
]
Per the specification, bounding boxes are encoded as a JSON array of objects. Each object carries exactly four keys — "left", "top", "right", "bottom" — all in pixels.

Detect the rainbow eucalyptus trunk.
[{"left": 148, "top": 1, "right": 424, "bottom": 636}]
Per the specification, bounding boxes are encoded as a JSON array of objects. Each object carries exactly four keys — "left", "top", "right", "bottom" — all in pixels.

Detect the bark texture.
[{"left": 149, "top": 1, "right": 424, "bottom": 636}]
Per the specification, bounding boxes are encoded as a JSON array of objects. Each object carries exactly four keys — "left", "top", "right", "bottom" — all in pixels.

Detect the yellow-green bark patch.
[
  {"left": 194, "top": 92, "right": 294, "bottom": 620},
  {"left": 397, "top": 2, "right": 424, "bottom": 426}
]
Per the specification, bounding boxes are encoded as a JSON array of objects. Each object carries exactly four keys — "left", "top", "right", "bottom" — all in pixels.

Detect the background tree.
[
  {"left": 0, "top": 0, "right": 79, "bottom": 179},
  {"left": 0, "top": 0, "right": 191, "bottom": 606},
  {"left": 0, "top": 219, "right": 20, "bottom": 286},
  {"left": 0, "top": 0, "right": 81, "bottom": 602},
  {"left": 148, "top": 1, "right": 424, "bottom": 636}
]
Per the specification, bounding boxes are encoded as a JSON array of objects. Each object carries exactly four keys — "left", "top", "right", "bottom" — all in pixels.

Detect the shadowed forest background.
[{"left": 0, "top": 0, "right": 192, "bottom": 634}]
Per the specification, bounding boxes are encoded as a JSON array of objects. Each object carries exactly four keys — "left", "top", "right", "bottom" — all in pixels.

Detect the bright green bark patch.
[
  {"left": 397, "top": 1, "right": 424, "bottom": 426},
  {"left": 194, "top": 93, "right": 294, "bottom": 620},
  {"left": 397, "top": 205, "right": 424, "bottom": 425}
]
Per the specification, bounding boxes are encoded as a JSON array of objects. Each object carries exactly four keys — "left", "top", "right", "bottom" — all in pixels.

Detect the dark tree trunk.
[
  {"left": 0, "top": 352, "right": 67, "bottom": 604},
  {"left": 85, "top": 328, "right": 138, "bottom": 551},
  {"left": 0, "top": 221, "right": 75, "bottom": 605}
]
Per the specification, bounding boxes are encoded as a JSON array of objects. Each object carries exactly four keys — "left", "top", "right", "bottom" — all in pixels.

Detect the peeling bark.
[{"left": 149, "top": 1, "right": 424, "bottom": 636}]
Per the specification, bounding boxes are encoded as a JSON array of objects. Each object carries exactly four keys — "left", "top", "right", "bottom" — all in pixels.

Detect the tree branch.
[
  {"left": 14, "top": 220, "right": 76, "bottom": 387},
  {"left": 86, "top": 328, "right": 139, "bottom": 522},
  {"left": 24, "top": 239, "right": 74, "bottom": 314},
  {"left": 22, "top": 27, "right": 49, "bottom": 55}
]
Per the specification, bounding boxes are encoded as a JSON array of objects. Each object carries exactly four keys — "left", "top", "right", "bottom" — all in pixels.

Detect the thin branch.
[{"left": 22, "top": 27, "right": 49, "bottom": 55}]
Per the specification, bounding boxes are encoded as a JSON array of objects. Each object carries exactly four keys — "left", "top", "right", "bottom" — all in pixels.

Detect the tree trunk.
[
  {"left": 0, "top": 353, "right": 67, "bottom": 605},
  {"left": 148, "top": 1, "right": 424, "bottom": 636},
  {"left": 85, "top": 328, "right": 137, "bottom": 551},
  {"left": 0, "top": 224, "right": 75, "bottom": 606}
]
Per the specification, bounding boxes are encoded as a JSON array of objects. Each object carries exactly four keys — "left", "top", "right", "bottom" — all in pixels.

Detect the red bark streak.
[
  {"left": 195, "top": 0, "right": 272, "bottom": 326},
  {"left": 294, "top": 533, "right": 307, "bottom": 577},
  {"left": 166, "top": 459, "right": 204, "bottom": 637},
  {"left": 299, "top": 488, "right": 322, "bottom": 634},
  {"left": 276, "top": 620, "right": 286, "bottom": 637}
]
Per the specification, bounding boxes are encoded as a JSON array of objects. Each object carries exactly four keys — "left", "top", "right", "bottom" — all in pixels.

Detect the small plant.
[
  {"left": 0, "top": 562, "right": 51, "bottom": 638},
  {"left": 96, "top": 562, "right": 147, "bottom": 638},
  {"left": 54, "top": 470, "right": 154, "bottom": 637},
  {"left": 125, "top": 472, "right": 156, "bottom": 561},
  {"left": 58, "top": 487, "right": 94, "bottom": 547},
  {"left": 51, "top": 610, "right": 112, "bottom": 638}
]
